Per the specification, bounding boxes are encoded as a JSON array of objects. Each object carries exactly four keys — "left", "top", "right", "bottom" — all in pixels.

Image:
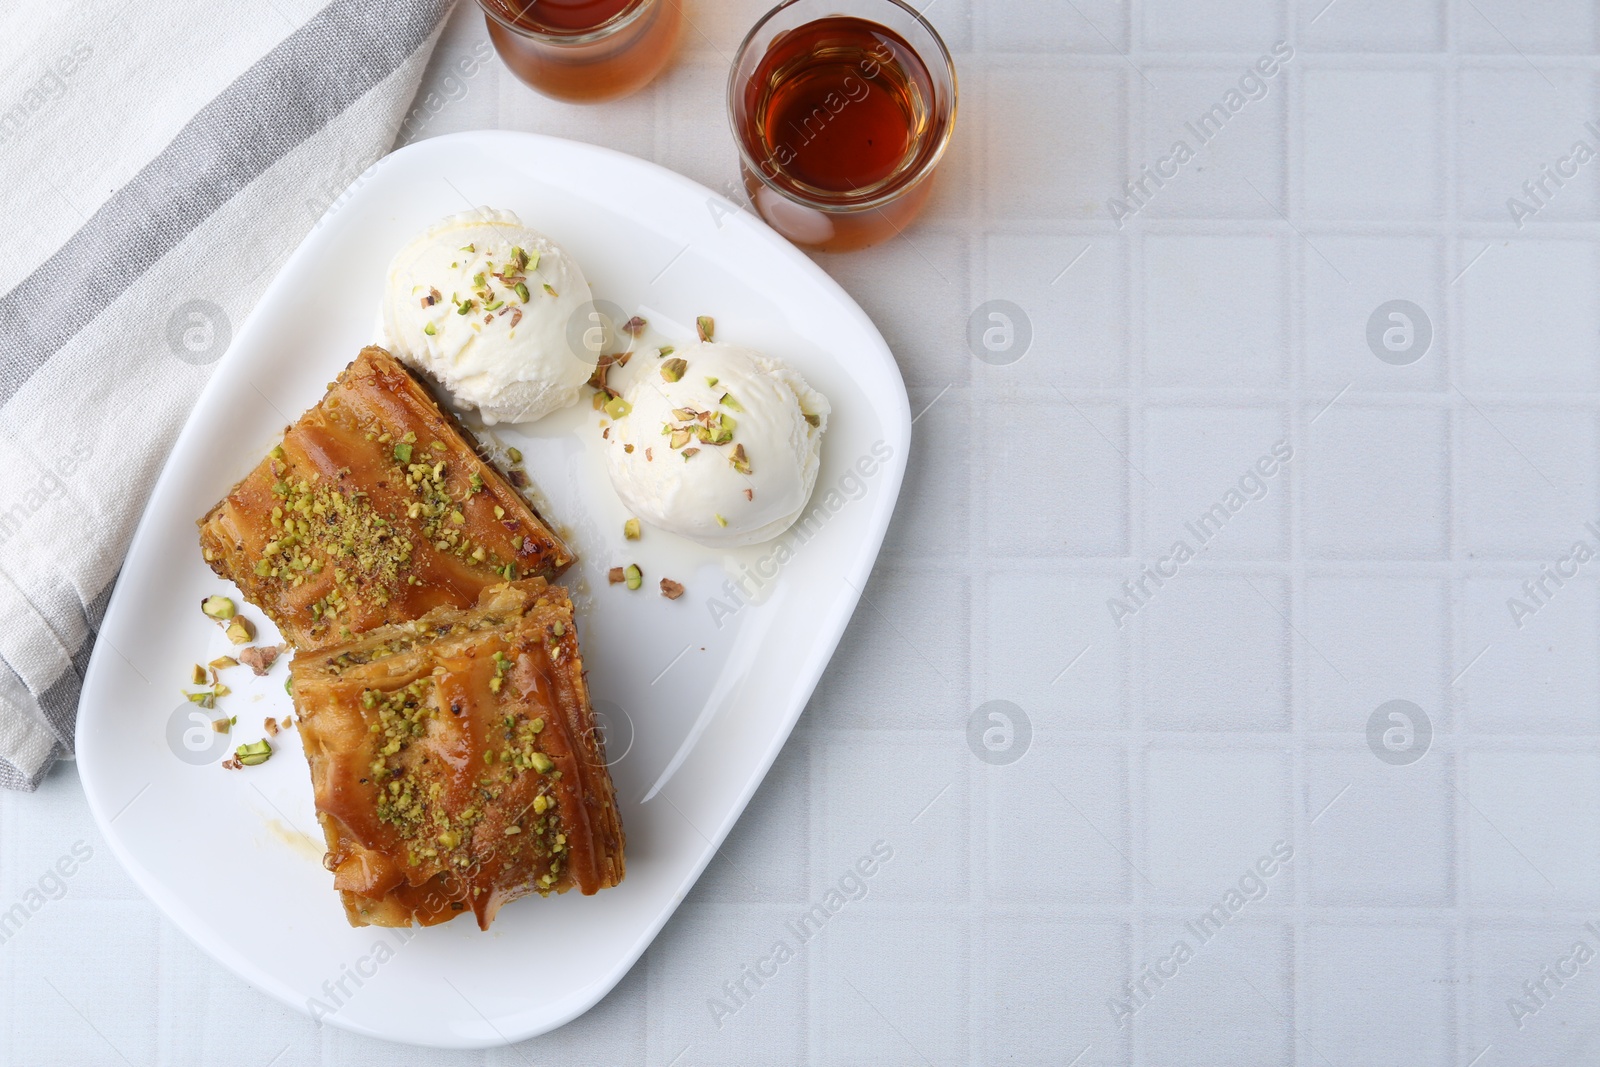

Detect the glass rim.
[
  {"left": 476, "top": 0, "right": 655, "bottom": 44},
  {"left": 725, "top": 0, "right": 958, "bottom": 214}
]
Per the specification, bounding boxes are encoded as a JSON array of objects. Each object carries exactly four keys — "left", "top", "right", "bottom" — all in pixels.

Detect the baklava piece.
[
  {"left": 197, "top": 345, "right": 572, "bottom": 650},
  {"left": 291, "top": 579, "right": 624, "bottom": 929}
]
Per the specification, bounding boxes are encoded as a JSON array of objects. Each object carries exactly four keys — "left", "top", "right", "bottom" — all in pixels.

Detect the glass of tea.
[
  {"left": 728, "top": 0, "right": 956, "bottom": 253},
  {"left": 477, "top": 0, "right": 683, "bottom": 103}
]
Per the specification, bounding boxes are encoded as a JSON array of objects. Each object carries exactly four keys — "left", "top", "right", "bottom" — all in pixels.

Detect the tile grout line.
[{"left": 1286, "top": 17, "right": 1311, "bottom": 1061}]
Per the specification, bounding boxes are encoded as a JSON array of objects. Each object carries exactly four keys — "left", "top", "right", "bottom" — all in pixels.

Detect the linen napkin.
[{"left": 0, "top": 0, "right": 454, "bottom": 789}]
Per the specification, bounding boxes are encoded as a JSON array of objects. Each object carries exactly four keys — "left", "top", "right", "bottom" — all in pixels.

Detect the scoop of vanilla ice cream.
[
  {"left": 604, "top": 342, "right": 829, "bottom": 547},
  {"left": 382, "top": 208, "right": 596, "bottom": 425}
]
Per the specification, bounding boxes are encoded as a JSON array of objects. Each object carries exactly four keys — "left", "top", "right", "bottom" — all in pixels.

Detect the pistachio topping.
[
  {"left": 660, "top": 357, "right": 688, "bottom": 383},
  {"left": 189, "top": 664, "right": 207, "bottom": 685},
  {"left": 201, "top": 595, "right": 236, "bottom": 620},
  {"left": 608, "top": 566, "right": 625, "bottom": 585},
  {"left": 506, "top": 446, "right": 523, "bottom": 464},
  {"left": 660, "top": 578, "right": 685, "bottom": 600},
  {"left": 234, "top": 739, "right": 273, "bottom": 767},
  {"left": 225, "top": 617, "right": 255, "bottom": 645},
  {"left": 623, "top": 518, "right": 641, "bottom": 540},
  {"left": 624, "top": 563, "right": 642, "bottom": 590},
  {"left": 729, "top": 443, "right": 752, "bottom": 475},
  {"left": 696, "top": 315, "right": 715, "bottom": 342}
]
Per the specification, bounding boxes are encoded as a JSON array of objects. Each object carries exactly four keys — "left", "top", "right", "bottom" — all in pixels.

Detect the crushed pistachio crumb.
[{"left": 234, "top": 739, "right": 272, "bottom": 767}]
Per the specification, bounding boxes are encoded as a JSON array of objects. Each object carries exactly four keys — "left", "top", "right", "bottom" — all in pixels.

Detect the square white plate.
[{"left": 75, "top": 131, "right": 909, "bottom": 1049}]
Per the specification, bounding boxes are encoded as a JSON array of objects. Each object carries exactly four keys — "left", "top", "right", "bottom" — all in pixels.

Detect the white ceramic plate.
[{"left": 75, "top": 131, "right": 909, "bottom": 1049}]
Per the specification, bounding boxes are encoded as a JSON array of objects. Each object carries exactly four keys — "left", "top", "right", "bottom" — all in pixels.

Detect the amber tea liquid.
[
  {"left": 737, "top": 16, "right": 944, "bottom": 251},
  {"left": 480, "top": 0, "right": 681, "bottom": 103}
]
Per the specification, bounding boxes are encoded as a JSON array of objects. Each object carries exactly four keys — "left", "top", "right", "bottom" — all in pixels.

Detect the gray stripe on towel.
[{"left": 0, "top": 0, "right": 447, "bottom": 405}]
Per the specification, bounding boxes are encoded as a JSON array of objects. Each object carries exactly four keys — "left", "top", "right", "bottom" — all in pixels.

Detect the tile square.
[
  {"left": 1141, "top": 0, "right": 1286, "bottom": 51},
  {"left": 1301, "top": 924, "right": 1453, "bottom": 1066},
  {"left": 497, "top": 64, "right": 658, "bottom": 162},
  {"left": 0, "top": 902, "right": 160, "bottom": 1067},
  {"left": 1464, "top": 751, "right": 1600, "bottom": 906},
  {"left": 1142, "top": 406, "right": 1291, "bottom": 561},
  {"left": 1139, "top": 577, "right": 1292, "bottom": 732},
  {"left": 1142, "top": 234, "right": 1289, "bottom": 387},
  {"left": 1303, "top": 576, "right": 1449, "bottom": 732},
  {"left": 690, "top": 739, "right": 809, "bottom": 903},
  {"left": 1135, "top": 924, "right": 1292, "bottom": 1067},
  {"left": 815, "top": 915, "right": 968, "bottom": 1066},
  {"left": 985, "top": 744, "right": 1130, "bottom": 904},
  {"left": 975, "top": 920, "right": 1128, "bottom": 1066},
  {"left": 819, "top": 735, "right": 969, "bottom": 904},
  {"left": 1459, "top": 239, "right": 1600, "bottom": 390},
  {"left": 0, "top": 769, "right": 137, "bottom": 903},
  {"left": 1302, "top": 70, "right": 1442, "bottom": 219},
  {"left": 154, "top": 925, "right": 320, "bottom": 1067},
  {"left": 1457, "top": 69, "right": 1600, "bottom": 222},
  {"left": 1304, "top": 405, "right": 1450, "bottom": 560},
  {"left": 656, "top": 55, "right": 743, "bottom": 195},
  {"left": 816, "top": 568, "right": 971, "bottom": 730},
  {"left": 984, "top": 66, "right": 1125, "bottom": 220},
  {"left": 878, "top": 385, "right": 970, "bottom": 562},
  {"left": 1305, "top": 749, "right": 1454, "bottom": 906},
  {"left": 921, "top": 0, "right": 974, "bottom": 53},
  {"left": 984, "top": 0, "right": 1129, "bottom": 53},
  {"left": 1303, "top": 236, "right": 1446, "bottom": 391},
  {"left": 980, "top": 235, "right": 1127, "bottom": 387},
  {"left": 1459, "top": 0, "right": 1600, "bottom": 53},
  {"left": 1138, "top": 65, "right": 1288, "bottom": 219},
  {"left": 1460, "top": 576, "right": 1600, "bottom": 734},
  {"left": 648, "top": 903, "right": 807, "bottom": 1062},
  {"left": 1458, "top": 406, "right": 1600, "bottom": 559},
  {"left": 1298, "top": 0, "right": 1445, "bottom": 51},
  {"left": 816, "top": 232, "right": 971, "bottom": 391},
  {"left": 1143, "top": 748, "right": 1294, "bottom": 904},
  {"left": 1468, "top": 925, "right": 1600, "bottom": 1064},
  {"left": 981, "top": 398, "right": 1128, "bottom": 558},
  {"left": 979, "top": 569, "right": 1128, "bottom": 729}
]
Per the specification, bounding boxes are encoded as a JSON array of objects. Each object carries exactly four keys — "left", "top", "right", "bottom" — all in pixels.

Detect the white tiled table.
[{"left": 9, "top": 1, "right": 1600, "bottom": 1063}]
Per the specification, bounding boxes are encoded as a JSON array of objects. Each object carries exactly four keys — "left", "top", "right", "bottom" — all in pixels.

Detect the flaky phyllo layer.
[{"left": 291, "top": 580, "right": 624, "bottom": 929}]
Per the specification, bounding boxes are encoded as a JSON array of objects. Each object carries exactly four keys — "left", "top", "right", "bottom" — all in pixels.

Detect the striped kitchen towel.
[{"left": 0, "top": 0, "right": 454, "bottom": 789}]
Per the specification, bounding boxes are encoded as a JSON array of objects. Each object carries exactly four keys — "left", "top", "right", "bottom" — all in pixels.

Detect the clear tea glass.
[
  {"left": 478, "top": 0, "right": 683, "bottom": 104},
  {"left": 728, "top": 0, "right": 957, "bottom": 252}
]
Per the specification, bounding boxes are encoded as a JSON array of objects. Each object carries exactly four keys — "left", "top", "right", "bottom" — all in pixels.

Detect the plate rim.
[{"left": 75, "top": 129, "right": 912, "bottom": 1049}]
